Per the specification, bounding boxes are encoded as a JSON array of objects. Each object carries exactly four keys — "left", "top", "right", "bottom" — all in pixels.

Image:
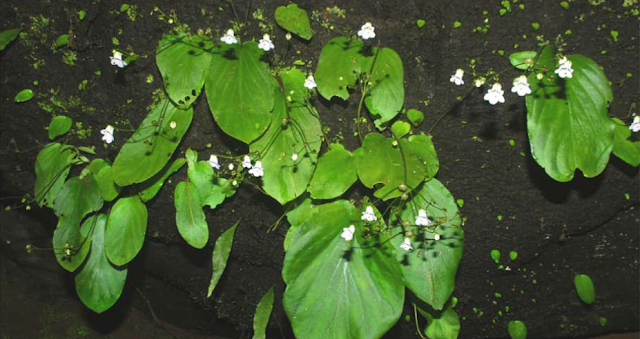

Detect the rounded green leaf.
[
  {"left": 0, "top": 28, "right": 21, "bottom": 51},
  {"left": 105, "top": 196, "right": 148, "bottom": 266},
  {"left": 355, "top": 133, "right": 438, "bottom": 200},
  {"left": 252, "top": 287, "right": 275, "bottom": 339},
  {"left": 308, "top": 144, "right": 357, "bottom": 200},
  {"left": 526, "top": 47, "right": 614, "bottom": 181},
  {"left": 186, "top": 148, "right": 214, "bottom": 203},
  {"left": 206, "top": 42, "right": 274, "bottom": 144},
  {"left": 14, "top": 89, "right": 34, "bottom": 103},
  {"left": 424, "top": 307, "right": 461, "bottom": 339},
  {"left": 157, "top": 33, "right": 213, "bottom": 109},
  {"left": 48, "top": 115, "right": 73, "bottom": 140},
  {"left": 112, "top": 99, "right": 193, "bottom": 186},
  {"left": 94, "top": 165, "right": 120, "bottom": 202},
  {"left": 250, "top": 69, "right": 322, "bottom": 205},
  {"left": 274, "top": 3, "right": 313, "bottom": 40},
  {"left": 574, "top": 274, "right": 596, "bottom": 304},
  {"left": 611, "top": 117, "right": 639, "bottom": 167},
  {"left": 390, "top": 179, "right": 463, "bottom": 310},
  {"left": 54, "top": 34, "right": 69, "bottom": 49},
  {"left": 174, "top": 181, "right": 209, "bottom": 249},
  {"left": 75, "top": 214, "right": 127, "bottom": 313},
  {"left": 53, "top": 176, "right": 104, "bottom": 223},
  {"left": 207, "top": 221, "right": 239, "bottom": 297},
  {"left": 391, "top": 121, "right": 411, "bottom": 139},
  {"left": 315, "top": 37, "right": 369, "bottom": 101},
  {"left": 509, "top": 51, "right": 537, "bottom": 70},
  {"left": 365, "top": 47, "right": 404, "bottom": 125},
  {"left": 508, "top": 320, "right": 528, "bottom": 339},
  {"left": 34, "top": 143, "right": 75, "bottom": 208},
  {"left": 407, "top": 109, "right": 425, "bottom": 127},
  {"left": 283, "top": 200, "right": 404, "bottom": 339}
]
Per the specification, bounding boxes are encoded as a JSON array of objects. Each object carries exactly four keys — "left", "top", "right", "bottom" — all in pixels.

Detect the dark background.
[{"left": 1, "top": 1, "right": 638, "bottom": 338}]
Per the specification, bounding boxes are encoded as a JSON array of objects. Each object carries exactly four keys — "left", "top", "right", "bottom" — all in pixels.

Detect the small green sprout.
[
  {"left": 531, "top": 22, "right": 540, "bottom": 30},
  {"left": 453, "top": 21, "right": 462, "bottom": 29},
  {"left": 491, "top": 249, "right": 501, "bottom": 264},
  {"left": 416, "top": 19, "right": 426, "bottom": 28},
  {"left": 560, "top": 1, "right": 569, "bottom": 9},
  {"left": 610, "top": 30, "right": 619, "bottom": 42}
]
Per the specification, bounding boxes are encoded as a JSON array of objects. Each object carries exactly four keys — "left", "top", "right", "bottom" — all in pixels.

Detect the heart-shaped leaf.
[
  {"left": 308, "top": 144, "right": 357, "bottom": 200},
  {"left": 275, "top": 3, "right": 313, "bottom": 40},
  {"left": 48, "top": 115, "right": 73, "bottom": 140},
  {"left": 365, "top": 47, "right": 404, "bottom": 125},
  {"left": 315, "top": 37, "right": 369, "bottom": 101}
]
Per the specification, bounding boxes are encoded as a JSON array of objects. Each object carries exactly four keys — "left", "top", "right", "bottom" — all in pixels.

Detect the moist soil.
[{"left": 1, "top": 1, "right": 638, "bottom": 339}]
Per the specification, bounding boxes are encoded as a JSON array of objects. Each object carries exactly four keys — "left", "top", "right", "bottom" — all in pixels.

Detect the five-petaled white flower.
[
  {"left": 169, "top": 121, "right": 177, "bottom": 129},
  {"left": 554, "top": 57, "right": 573, "bottom": 79},
  {"left": 511, "top": 75, "right": 532, "bottom": 97},
  {"left": 100, "top": 125, "right": 115, "bottom": 144},
  {"left": 291, "top": 153, "right": 298, "bottom": 161},
  {"left": 630, "top": 116, "right": 640, "bottom": 133},
  {"left": 304, "top": 75, "right": 317, "bottom": 90},
  {"left": 484, "top": 83, "right": 505, "bottom": 105},
  {"left": 400, "top": 237, "right": 413, "bottom": 251},
  {"left": 220, "top": 29, "right": 238, "bottom": 45},
  {"left": 415, "top": 209, "right": 431, "bottom": 226},
  {"left": 341, "top": 225, "right": 356, "bottom": 242},
  {"left": 258, "top": 34, "right": 274, "bottom": 51},
  {"left": 450, "top": 69, "right": 465, "bottom": 86},
  {"left": 361, "top": 206, "right": 377, "bottom": 222},
  {"left": 109, "top": 51, "right": 127, "bottom": 68},
  {"left": 208, "top": 155, "right": 221, "bottom": 169},
  {"left": 249, "top": 160, "right": 264, "bottom": 177},
  {"left": 433, "top": 233, "right": 441, "bottom": 241},
  {"left": 357, "top": 22, "right": 376, "bottom": 40},
  {"left": 242, "top": 155, "right": 253, "bottom": 169}
]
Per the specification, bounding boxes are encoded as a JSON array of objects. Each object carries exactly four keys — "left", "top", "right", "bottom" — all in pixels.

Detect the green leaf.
[
  {"left": 355, "top": 133, "right": 438, "bottom": 200},
  {"left": 526, "top": 46, "right": 615, "bottom": 181},
  {"left": 252, "top": 287, "right": 275, "bottom": 339},
  {"left": 574, "top": 274, "right": 596, "bottom": 304},
  {"left": 174, "top": 181, "right": 209, "bottom": 249},
  {"left": 94, "top": 165, "right": 120, "bottom": 202},
  {"left": 416, "top": 19, "right": 426, "bottom": 28},
  {"left": 112, "top": 99, "right": 193, "bottom": 186},
  {"left": 365, "top": 47, "right": 404, "bottom": 125},
  {"left": 34, "top": 143, "right": 75, "bottom": 208},
  {"left": 407, "top": 109, "right": 425, "bottom": 127},
  {"left": 284, "top": 194, "right": 319, "bottom": 251},
  {"left": 390, "top": 179, "right": 463, "bottom": 310},
  {"left": 509, "top": 51, "right": 536, "bottom": 70},
  {"left": 54, "top": 34, "right": 69, "bottom": 49},
  {"left": 138, "top": 158, "right": 186, "bottom": 202},
  {"left": 418, "top": 305, "right": 461, "bottom": 339},
  {"left": 508, "top": 320, "right": 528, "bottom": 339},
  {"left": 283, "top": 200, "right": 404, "bottom": 339},
  {"left": 14, "top": 89, "right": 34, "bottom": 103},
  {"left": 0, "top": 28, "right": 20, "bottom": 51},
  {"left": 75, "top": 214, "right": 127, "bottom": 313},
  {"left": 157, "top": 33, "right": 213, "bottom": 109},
  {"left": 250, "top": 68, "right": 322, "bottom": 205},
  {"left": 202, "top": 177, "right": 237, "bottom": 210},
  {"left": 308, "top": 144, "right": 357, "bottom": 200},
  {"left": 391, "top": 121, "right": 411, "bottom": 139},
  {"left": 611, "top": 117, "right": 639, "bottom": 167},
  {"left": 315, "top": 37, "right": 369, "bottom": 101},
  {"left": 207, "top": 221, "right": 239, "bottom": 297},
  {"left": 104, "top": 196, "right": 148, "bottom": 266},
  {"left": 274, "top": 3, "right": 313, "bottom": 40},
  {"left": 206, "top": 42, "right": 274, "bottom": 144},
  {"left": 52, "top": 176, "right": 103, "bottom": 272},
  {"left": 77, "top": 146, "right": 96, "bottom": 155},
  {"left": 186, "top": 148, "right": 214, "bottom": 204},
  {"left": 48, "top": 115, "right": 73, "bottom": 140}
]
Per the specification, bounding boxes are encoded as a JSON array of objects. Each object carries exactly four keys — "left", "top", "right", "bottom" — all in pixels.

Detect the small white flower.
[
  {"left": 341, "top": 225, "right": 356, "bottom": 242},
  {"left": 361, "top": 206, "right": 377, "bottom": 222},
  {"left": 415, "top": 209, "right": 431, "bottom": 226},
  {"left": 208, "top": 155, "right": 221, "bottom": 169},
  {"left": 511, "top": 75, "right": 532, "bottom": 97},
  {"left": 228, "top": 163, "right": 234, "bottom": 171},
  {"left": 554, "top": 56, "right": 574, "bottom": 79},
  {"left": 357, "top": 22, "right": 376, "bottom": 40},
  {"left": 536, "top": 73, "right": 544, "bottom": 80},
  {"left": 400, "top": 237, "right": 413, "bottom": 251},
  {"left": 291, "top": 153, "right": 298, "bottom": 161},
  {"left": 505, "top": 266, "right": 512, "bottom": 271},
  {"left": 433, "top": 233, "right": 441, "bottom": 241},
  {"left": 100, "top": 125, "right": 115, "bottom": 144},
  {"left": 258, "top": 34, "right": 274, "bottom": 51},
  {"left": 450, "top": 69, "right": 465, "bottom": 86},
  {"left": 249, "top": 160, "right": 264, "bottom": 177},
  {"left": 285, "top": 32, "right": 292, "bottom": 41},
  {"left": 484, "top": 83, "right": 505, "bottom": 105},
  {"left": 304, "top": 75, "right": 317, "bottom": 90},
  {"left": 474, "top": 76, "right": 486, "bottom": 88},
  {"left": 169, "top": 121, "right": 177, "bottom": 129},
  {"left": 109, "top": 50, "right": 127, "bottom": 68},
  {"left": 630, "top": 116, "right": 640, "bottom": 133},
  {"left": 221, "top": 29, "right": 238, "bottom": 45},
  {"left": 241, "top": 155, "right": 253, "bottom": 169}
]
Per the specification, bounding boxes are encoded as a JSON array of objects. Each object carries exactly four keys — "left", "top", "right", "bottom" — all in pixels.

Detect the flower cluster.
[
  {"left": 100, "top": 125, "right": 115, "bottom": 144},
  {"left": 554, "top": 57, "right": 573, "bottom": 79}
]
